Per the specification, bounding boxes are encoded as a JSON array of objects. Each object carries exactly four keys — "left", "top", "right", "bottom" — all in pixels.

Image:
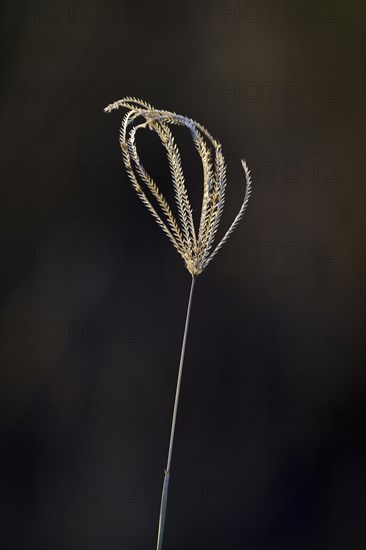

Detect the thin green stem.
[{"left": 156, "top": 276, "right": 196, "bottom": 550}]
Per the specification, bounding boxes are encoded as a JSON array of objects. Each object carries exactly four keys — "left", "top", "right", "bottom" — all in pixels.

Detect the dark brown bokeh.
[{"left": 0, "top": 1, "right": 365, "bottom": 549}]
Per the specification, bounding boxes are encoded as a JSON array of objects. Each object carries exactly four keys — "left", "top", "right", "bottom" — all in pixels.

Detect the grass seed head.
[{"left": 105, "top": 97, "right": 252, "bottom": 277}]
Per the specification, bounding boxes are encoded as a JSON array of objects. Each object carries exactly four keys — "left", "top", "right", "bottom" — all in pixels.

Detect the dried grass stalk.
[{"left": 104, "top": 97, "right": 252, "bottom": 549}]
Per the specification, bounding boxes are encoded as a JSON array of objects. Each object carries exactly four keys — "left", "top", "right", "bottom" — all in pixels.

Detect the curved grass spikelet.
[{"left": 104, "top": 97, "right": 252, "bottom": 277}]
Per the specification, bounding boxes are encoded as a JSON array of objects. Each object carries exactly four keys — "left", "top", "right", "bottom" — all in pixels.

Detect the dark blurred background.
[{"left": 0, "top": 1, "right": 365, "bottom": 549}]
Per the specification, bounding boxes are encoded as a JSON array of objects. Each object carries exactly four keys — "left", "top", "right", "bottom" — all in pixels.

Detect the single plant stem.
[{"left": 156, "top": 276, "right": 196, "bottom": 550}]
